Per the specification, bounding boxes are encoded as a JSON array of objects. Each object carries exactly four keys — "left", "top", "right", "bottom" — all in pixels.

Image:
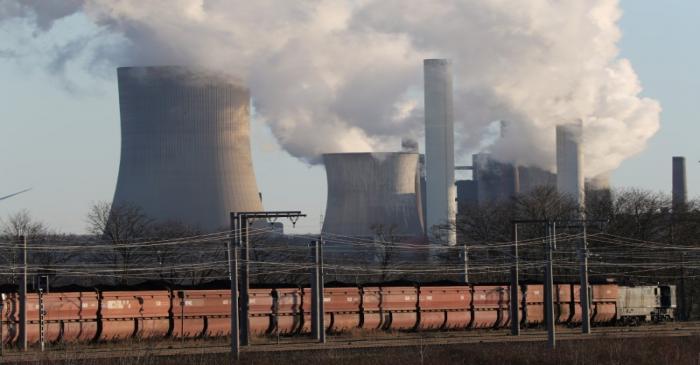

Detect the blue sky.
[{"left": 0, "top": 0, "right": 697, "bottom": 234}]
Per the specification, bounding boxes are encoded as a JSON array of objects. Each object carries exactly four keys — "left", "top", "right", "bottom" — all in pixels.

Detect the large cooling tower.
[
  {"left": 424, "top": 59, "right": 456, "bottom": 245},
  {"left": 322, "top": 152, "right": 424, "bottom": 238},
  {"left": 556, "top": 121, "right": 585, "bottom": 208},
  {"left": 111, "top": 66, "right": 263, "bottom": 232}
]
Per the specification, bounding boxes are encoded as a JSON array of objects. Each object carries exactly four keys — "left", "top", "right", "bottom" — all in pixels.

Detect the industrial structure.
[
  {"left": 454, "top": 122, "right": 556, "bottom": 211},
  {"left": 456, "top": 121, "right": 588, "bottom": 211},
  {"left": 424, "top": 59, "right": 457, "bottom": 245},
  {"left": 321, "top": 152, "right": 424, "bottom": 238},
  {"left": 673, "top": 156, "right": 688, "bottom": 212},
  {"left": 455, "top": 155, "right": 558, "bottom": 210},
  {"left": 111, "top": 66, "right": 263, "bottom": 232},
  {"left": 556, "top": 121, "right": 585, "bottom": 208}
]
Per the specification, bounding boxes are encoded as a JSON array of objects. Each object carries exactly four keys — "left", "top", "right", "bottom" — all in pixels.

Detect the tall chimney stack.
[
  {"left": 556, "top": 121, "right": 585, "bottom": 209},
  {"left": 672, "top": 156, "right": 687, "bottom": 212},
  {"left": 424, "top": 59, "right": 456, "bottom": 246}
]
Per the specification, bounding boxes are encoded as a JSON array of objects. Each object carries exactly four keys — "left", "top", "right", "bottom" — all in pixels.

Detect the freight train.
[{"left": 0, "top": 283, "right": 676, "bottom": 345}]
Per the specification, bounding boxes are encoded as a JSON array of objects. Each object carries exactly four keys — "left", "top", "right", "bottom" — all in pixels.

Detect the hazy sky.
[{"left": 0, "top": 0, "right": 697, "bottom": 234}]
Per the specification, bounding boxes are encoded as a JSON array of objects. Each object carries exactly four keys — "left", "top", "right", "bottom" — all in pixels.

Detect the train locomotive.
[{"left": 0, "top": 282, "right": 676, "bottom": 345}]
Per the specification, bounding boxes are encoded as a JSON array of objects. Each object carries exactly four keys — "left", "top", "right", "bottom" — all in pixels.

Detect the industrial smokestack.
[
  {"left": 321, "top": 152, "right": 424, "bottom": 238},
  {"left": 672, "top": 156, "right": 687, "bottom": 212},
  {"left": 424, "top": 59, "right": 456, "bottom": 246},
  {"left": 112, "top": 66, "right": 263, "bottom": 231},
  {"left": 556, "top": 121, "right": 585, "bottom": 208}
]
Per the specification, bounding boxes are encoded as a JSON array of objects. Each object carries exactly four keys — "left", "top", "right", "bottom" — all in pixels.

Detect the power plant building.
[
  {"left": 111, "top": 66, "right": 263, "bottom": 232},
  {"left": 321, "top": 152, "right": 424, "bottom": 238},
  {"left": 424, "top": 59, "right": 457, "bottom": 245},
  {"left": 455, "top": 121, "right": 557, "bottom": 210},
  {"left": 455, "top": 154, "right": 556, "bottom": 211}
]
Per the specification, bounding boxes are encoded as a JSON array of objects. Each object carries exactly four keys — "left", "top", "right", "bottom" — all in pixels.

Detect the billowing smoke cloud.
[{"left": 0, "top": 0, "right": 660, "bottom": 176}]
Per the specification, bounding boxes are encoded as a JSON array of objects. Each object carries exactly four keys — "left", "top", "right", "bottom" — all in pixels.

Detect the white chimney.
[
  {"left": 424, "top": 59, "right": 456, "bottom": 246},
  {"left": 556, "top": 121, "right": 585, "bottom": 208}
]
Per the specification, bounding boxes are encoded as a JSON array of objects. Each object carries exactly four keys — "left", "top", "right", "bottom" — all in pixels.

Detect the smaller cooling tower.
[{"left": 322, "top": 153, "right": 424, "bottom": 238}]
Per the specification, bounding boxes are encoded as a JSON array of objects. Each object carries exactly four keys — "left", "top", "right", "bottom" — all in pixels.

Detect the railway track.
[{"left": 3, "top": 322, "right": 700, "bottom": 362}]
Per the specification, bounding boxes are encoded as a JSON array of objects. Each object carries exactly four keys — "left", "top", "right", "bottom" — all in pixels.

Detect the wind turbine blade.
[{"left": 0, "top": 188, "right": 32, "bottom": 201}]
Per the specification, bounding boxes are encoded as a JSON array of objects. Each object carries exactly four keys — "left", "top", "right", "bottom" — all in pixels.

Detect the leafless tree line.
[
  {"left": 454, "top": 185, "right": 700, "bottom": 318},
  {"left": 0, "top": 203, "right": 230, "bottom": 288},
  {"left": 3, "top": 188, "right": 700, "bottom": 318}
]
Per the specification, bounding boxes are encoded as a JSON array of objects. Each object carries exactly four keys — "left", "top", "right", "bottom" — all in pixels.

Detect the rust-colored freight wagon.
[
  {"left": 1, "top": 293, "right": 18, "bottom": 344},
  {"left": 171, "top": 290, "right": 231, "bottom": 338},
  {"left": 1, "top": 282, "right": 672, "bottom": 347},
  {"left": 274, "top": 288, "right": 303, "bottom": 334},
  {"left": 249, "top": 288, "right": 274, "bottom": 335},
  {"left": 555, "top": 284, "right": 573, "bottom": 324},
  {"left": 133, "top": 291, "right": 171, "bottom": 339},
  {"left": 523, "top": 285, "right": 545, "bottom": 325},
  {"left": 570, "top": 284, "right": 583, "bottom": 324},
  {"left": 418, "top": 286, "right": 471, "bottom": 330},
  {"left": 360, "top": 287, "right": 382, "bottom": 330},
  {"left": 380, "top": 287, "right": 418, "bottom": 330},
  {"left": 25, "top": 292, "right": 99, "bottom": 343},
  {"left": 324, "top": 287, "right": 361, "bottom": 332},
  {"left": 472, "top": 286, "right": 508, "bottom": 328},
  {"left": 591, "top": 284, "right": 618, "bottom": 323},
  {"left": 99, "top": 291, "right": 143, "bottom": 340}
]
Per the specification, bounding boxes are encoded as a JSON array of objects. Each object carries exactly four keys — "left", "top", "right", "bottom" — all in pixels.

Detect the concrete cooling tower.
[
  {"left": 322, "top": 152, "right": 425, "bottom": 238},
  {"left": 111, "top": 66, "right": 263, "bottom": 232}
]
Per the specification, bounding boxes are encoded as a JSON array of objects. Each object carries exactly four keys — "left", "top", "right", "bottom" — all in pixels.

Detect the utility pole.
[
  {"left": 1, "top": 293, "right": 5, "bottom": 356},
  {"left": 239, "top": 217, "right": 250, "bottom": 347},
  {"left": 462, "top": 244, "right": 469, "bottom": 284},
  {"left": 233, "top": 211, "right": 306, "bottom": 349},
  {"left": 680, "top": 252, "right": 686, "bottom": 321},
  {"left": 19, "top": 235, "right": 27, "bottom": 352},
  {"left": 670, "top": 217, "right": 687, "bottom": 321},
  {"left": 579, "top": 224, "right": 591, "bottom": 334},
  {"left": 39, "top": 288, "right": 45, "bottom": 352},
  {"left": 318, "top": 238, "right": 326, "bottom": 344},
  {"left": 228, "top": 214, "right": 240, "bottom": 362},
  {"left": 178, "top": 291, "right": 185, "bottom": 345},
  {"left": 510, "top": 223, "right": 519, "bottom": 336},
  {"left": 544, "top": 222, "right": 556, "bottom": 349},
  {"left": 310, "top": 240, "right": 320, "bottom": 340},
  {"left": 512, "top": 220, "right": 565, "bottom": 348}
]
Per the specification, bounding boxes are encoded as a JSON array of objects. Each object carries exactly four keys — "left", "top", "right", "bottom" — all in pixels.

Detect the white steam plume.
[{"left": 0, "top": 0, "right": 660, "bottom": 176}]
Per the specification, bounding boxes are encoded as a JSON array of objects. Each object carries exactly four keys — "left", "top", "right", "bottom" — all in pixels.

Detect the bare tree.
[
  {"left": 86, "top": 201, "right": 153, "bottom": 285},
  {"left": 146, "top": 220, "right": 203, "bottom": 284},
  {"left": 370, "top": 223, "right": 401, "bottom": 282},
  {"left": 605, "top": 188, "right": 670, "bottom": 241},
  {"left": 513, "top": 185, "right": 579, "bottom": 222},
  {"left": 1, "top": 209, "right": 46, "bottom": 238},
  {"left": 0, "top": 210, "right": 48, "bottom": 285},
  {"left": 452, "top": 186, "right": 581, "bottom": 283}
]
